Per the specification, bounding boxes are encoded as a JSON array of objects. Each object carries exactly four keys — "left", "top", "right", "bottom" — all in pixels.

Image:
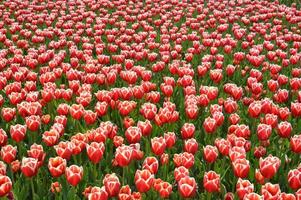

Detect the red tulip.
[
  {"left": 290, "top": 135, "right": 301, "bottom": 153},
  {"left": 184, "top": 138, "right": 198, "bottom": 154},
  {"left": 0, "top": 145, "right": 17, "bottom": 164},
  {"left": 178, "top": 176, "right": 197, "bottom": 198},
  {"left": 54, "top": 141, "right": 74, "bottom": 160},
  {"left": 203, "top": 171, "right": 220, "bottom": 193},
  {"left": 103, "top": 173, "right": 120, "bottom": 197},
  {"left": 10, "top": 124, "right": 26, "bottom": 142},
  {"left": 288, "top": 168, "right": 301, "bottom": 190},
  {"left": 232, "top": 158, "right": 250, "bottom": 178},
  {"left": 118, "top": 185, "right": 131, "bottom": 200},
  {"left": 181, "top": 123, "right": 195, "bottom": 139},
  {"left": 277, "top": 121, "right": 292, "bottom": 138},
  {"left": 115, "top": 145, "right": 133, "bottom": 167},
  {"left": 257, "top": 123, "right": 272, "bottom": 141},
  {"left": 261, "top": 182, "right": 281, "bottom": 200},
  {"left": 86, "top": 142, "right": 105, "bottom": 164},
  {"left": 164, "top": 132, "right": 176, "bottom": 148},
  {"left": 88, "top": 186, "right": 108, "bottom": 200},
  {"left": 259, "top": 155, "right": 281, "bottom": 179},
  {"left": 21, "top": 157, "right": 39, "bottom": 177},
  {"left": 65, "top": 165, "right": 83, "bottom": 186},
  {"left": 48, "top": 157, "right": 66, "bottom": 177},
  {"left": 203, "top": 117, "right": 217, "bottom": 134},
  {"left": 236, "top": 178, "right": 254, "bottom": 200},
  {"left": 125, "top": 126, "right": 142, "bottom": 144},
  {"left": 0, "top": 175, "right": 12, "bottom": 197},
  {"left": 134, "top": 169, "right": 154, "bottom": 193},
  {"left": 151, "top": 137, "right": 166, "bottom": 156},
  {"left": 203, "top": 145, "right": 218, "bottom": 163}
]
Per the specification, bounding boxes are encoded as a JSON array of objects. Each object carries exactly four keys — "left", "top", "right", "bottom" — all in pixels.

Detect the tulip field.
[{"left": 1, "top": 0, "right": 301, "bottom": 199}]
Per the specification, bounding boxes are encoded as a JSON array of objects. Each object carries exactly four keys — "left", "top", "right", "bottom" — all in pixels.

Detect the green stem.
[{"left": 30, "top": 178, "right": 35, "bottom": 200}]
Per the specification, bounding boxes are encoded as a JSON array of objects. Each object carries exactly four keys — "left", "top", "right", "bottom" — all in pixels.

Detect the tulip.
[
  {"left": 103, "top": 173, "right": 120, "bottom": 197},
  {"left": 118, "top": 185, "right": 131, "bottom": 200},
  {"left": 0, "top": 145, "right": 17, "bottom": 164},
  {"left": 178, "top": 176, "right": 197, "bottom": 198},
  {"left": 259, "top": 155, "right": 281, "bottom": 179},
  {"left": 203, "top": 171, "right": 220, "bottom": 193},
  {"left": 151, "top": 137, "right": 166, "bottom": 156},
  {"left": 181, "top": 123, "right": 195, "bottom": 139},
  {"left": 0, "top": 175, "right": 12, "bottom": 197},
  {"left": 48, "top": 157, "right": 66, "bottom": 178},
  {"left": 10, "top": 124, "right": 26, "bottom": 142},
  {"left": 21, "top": 157, "right": 39, "bottom": 178},
  {"left": 232, "top": 158, "right": 250, "bottom": 178},
  {"left": 203, "top": 145, "right": 218, "bottom": 163},
  {"left": 86, "top": 142, "right": 105, "bottom": 164},
  {"left": 65, "top": 165, "right": 83, "bottom": 186},
  {"left": 236, "top": 178, "right": 254, "bottom": 200},
  {"left": 261, "top": 183, "right": 281, "bottom": 200},
  {"left": 134, "top": 169, "right": 154, "bottom": 193}
]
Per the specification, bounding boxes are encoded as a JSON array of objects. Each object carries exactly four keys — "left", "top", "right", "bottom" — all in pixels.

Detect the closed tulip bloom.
[
  {"left": 243, "top": 193, "right": 263, "bottom": 200},
  {"left": 50, "top": 182, "right": 62, "bottom": 193},
  {"left": 10, "top": 124, "right": 26, "bottom": 142},
  {"left": 181, "top": 123, "right": 195, "bottom": 139},
  {"left": 137, "top": 120, "right": 152, "bottom": 136},
  {"left": 184, "top": 138, "right": 198, "bottom": 154},
  {"left": 11, "top": 160, "right": 21, "bottom": 173},
  {"left": 1, "top": 108, "right": 16, "bottom": 122},
  {"left": 115, "top": 145, "right": 133, "bottom": 167},
  {"left": 203, "top": 117, "right": 217, "bottom": 134},
  {"left": 83, "top": 110, "right": 97, "bottom": 125},
  {"left": 0, "top": 175, "right": 12, "bottom": 197},
  {"left": 118, "top": 185, "right": 131, "bottom": 200},
  {"left": 290, "top": 135, "right": 301, "bottom": 154},
  {"left": 131, "top": 192, "right": 142, "bottom": 200},
  {"left": 103, "top": 173, "right": 120, "bottom": 197},
  {"left": 259, "top": 155, "right": 281, "bottom": 179},
  {"left": 25, "top": 115, "right": 41, "bottom": 131},
  {"left": 27, "top": 143, "right": 46, "bottom": 167},
  {"left": 203, "top": 171, "right": 220, "bottom": 193},
  {"left": 21, "top": 157, "right": 39, "bottom": 178},
  {"left": 157, "top": 181, "right": 172, "bottom": 198},
  {"left": 257, "top": 124, "right": 272, "bottom": 141},
  {"left": 65, "top": 165, "right": 83, "bottom": 186},
  {"left": 174, "top": 166, "right": 190, "bottom": 182},
  {"left": 54, "top": 141, "right": 74, "bottom": 160},
  {"left": 236, "top": 178, "right": 254, "bottom": 200},
  {"left": 48, "top": 157, "right": 66, "bottom": 177},
  {"left": 278, "top": 193, "right": 296, "bottom": 200},
  {"left": 42, "top": 130, "right": 60, "bottom": 147},
  {"left": 255, "top": 169, "right": 265, "bottom": 185},
  {"left": 178, "top": 176, "right": 197, "bottom": 198},
  {"left": 86, "top": 142, "right": 105, "bottom": 164},
  {"left": 151, "top": 137, "right": 166, "bottom": 155},
  {"left": 261, "top": 183, "right": 281, "bottom": 200},
  {"left": 288, "top": 168, "right": 301, "bottom": 190},
  {"left": 125, "top": 126, "right": 142, "bottom": 144},
  {"left": 134, "top": 169, "right": 154, "bottom": 193},
  {"left": 277, "top": 121, "right": 292, "bottom": 138},
  {"left": 164, "top": 132, "right": 176, "bottom": 148},
  {"left": 173, "top": 152, "right": 195, "bottom": 169},
  {"left": 232, "top": 158, "right": 250, "bottom": 178},
  {"left": 142, "top": 157, "right": 159, "bottom": 174},
  {"left": 88, "top": 186, "right": 108, "bottom": 200},
  {"left": 1, "top": 145, "right": 17, "bottom": 164},
  {"left": 0, "top": 129, "right": 7, "bottom": 147},
  {"left": 224, "top": 192, "right": 235, "bottom": 200},
  {"left": 203, "top": 145, "right": 219, "bottom": 163}
]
